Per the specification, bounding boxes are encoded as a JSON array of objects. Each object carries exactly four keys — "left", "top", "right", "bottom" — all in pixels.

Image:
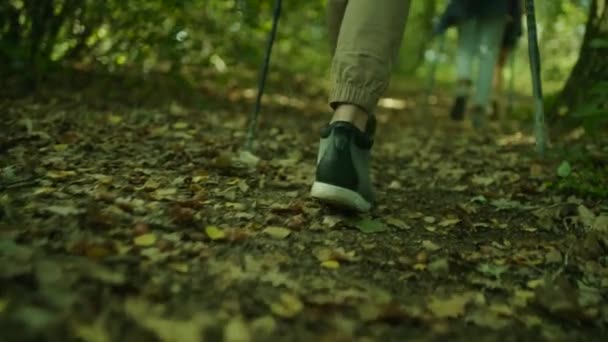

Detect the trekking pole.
[
  {"left": 524, "top": 0, "right": 547, "bottom": 156},
  {"left": 507, "top": 51, "right": 516, "bottom": 115},
  {"left": 245, "top": 0, "right": 283, "bottom": 151},
  {"left": 423, "top": 32, "right": 446, "bottom": 115}
]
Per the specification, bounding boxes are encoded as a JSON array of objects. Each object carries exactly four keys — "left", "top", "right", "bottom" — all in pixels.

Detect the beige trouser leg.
[{"left": 327, "top": 0, "right": 410, "bottom": 113}]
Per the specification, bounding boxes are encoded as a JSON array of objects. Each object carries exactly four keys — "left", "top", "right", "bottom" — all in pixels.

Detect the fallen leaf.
[
  {"left": 557, "top": 161, "right": 571, "bottom": 178},
  {"left": 413, "top": 263, "right": 427, "bottom": 271},
  {"left": 322, "top": 215, "right": 343, "bottom": 228},
  {"left": 353, "top": 217, "right": 387, "bottom": 234},
  {"left": 250, "top": 316, "right": 276, "bottom": 338},
  {"left": 428, "top": 258, "right": 450, "bottom": 275},
  {"left": 512, "top": 289, "right": 535, "bottom": 307},
  {"left": 592, "top": 215, "right": 608, "bottom": 232},
  {"left": 205, "top": 226, "right": 226, "bottom": 241},
  {"left": 530, "top": 164, "right": 543, "bottom": 177},
  {"left": 71, "top": 316, "right": 111, "bottom": 342},
  {"left": 388, "top": 180, "right": 402, "bottom": 189},
  {"left": 490, "top": 198, "right": 526, "bottom": 210},
  {"left": 472, "top": 175, "right": 495, "bottom": 187},
  {"left": 423, "top": 216, "right": 436, "bottom": 224},
  {"left": 577, "top": 205, "right": 596, "bottom": 228},
  {"left": 46, "top": 170, "right": 77, "bottom": 179},
  {"left": 428, "top": 293, "right": 472, "bottom": 319},
  {"left": 238, "top": 151, "right": 260, "bottom": 167},
  {"left": 466, "top": 310, "right": 511, "bottom": 330},
  {"left": 385, "top": 217, "right": 411, "bottom": 230},
  {"left": 270, "top": 293, "right": 303, "bottom": 318},
  {"left": 45, "top": 205, "right": 80, "bottom": 216},
  {"left": 173, "top": 121, "right": 189, "bottom": 130},
  {"left": 263, "top": 226, "right": 291, "bottom": 239},
  {"left": 519, "top": 314, "right": 543, "bottom": 327},
  {"left": 53, "top": 144, "right": 69, "bottom": 152},
  {"left": 134, "top": 233, "right": 157, "bottom": 247},
  {"left": 125, "top": 298, "right": 212, "bottom": 342},
  {"left": 321, "top": 260, "right": 340, "bottom": 269},
  {"left": 152, "top": 188, "right": 178, "bottom": 200},
  {"left": 422, "top": 240, "right": 441, "bottom": 252},
  {"left": 108, "top": 114, "right": 123, "bottom": 125},
  {"left": 224, "top": 316, "right": 251, "bottom": 342},
  {"left": 477, "top": 263, "right": 509, "bottom": 279},
  {"left": 438, "top": 218, "right": 460, "bottom": 227},
  {"left": 169, "top": 262, "right": 189, "bottom": 273}
]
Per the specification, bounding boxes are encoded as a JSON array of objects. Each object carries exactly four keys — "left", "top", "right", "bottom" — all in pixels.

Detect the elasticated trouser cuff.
[{"left": 327, "top": 0, "right": 410, "bottom": 114}]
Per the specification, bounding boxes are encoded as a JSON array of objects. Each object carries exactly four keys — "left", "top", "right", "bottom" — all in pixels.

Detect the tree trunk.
[{"left": 551, "top": 0, "right": 608, "bottom": 119}]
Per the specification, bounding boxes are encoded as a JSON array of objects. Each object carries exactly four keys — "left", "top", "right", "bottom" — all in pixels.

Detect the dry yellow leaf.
[
  {"left": 47, "top": 170, "right": 77, "bottom": 179},
  {"left": 513, "top": 289, "right": 535, "bottom": 307},
  {"left": 422, "top": 240, "right": 441, "bottom": 252},
  {"left": 53, "top": 144, "right": 69, "bottom": 152},
  {"left": 413, "top": 263, "right": 427, "bottom": 271},
  {"left": 427, "top": 293, "right": 472, "bottom": 318},
  {"left": 263, "top": 226, "right": 291, "bottom": 239},
  {"left": 205, "top": 226, "right": 226, "bottom": 241},
  {"left": 270, "top": 293, "right": 303, "bottom": 318},
  {"left": 321, "top": 260, "right": 340, "bottom": 269},
  {"left": 173, "top": 122, "right": 189, "bottom": 130},
  {"left": 438, "top": 218, "right": 461, "bottom": 227},
  {"left": 223, "top": 316, "right": 251, "bottom": 342},
  {"left": 108, "top": 114, "right": 123, "bottom": 124},
  {"left": 169, "top": 262, "right": 190, "bottom": 273},
  {"left": 33, "top": 187, "right": 56, "bottom": 195},
  {"left": 134, "top": 233, "right": 157, "bottom": 247}
]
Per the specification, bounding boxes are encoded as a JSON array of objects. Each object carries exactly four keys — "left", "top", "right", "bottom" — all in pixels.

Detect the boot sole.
[{"left": 310, "top": 182, "right": 371, "bottom": 212}]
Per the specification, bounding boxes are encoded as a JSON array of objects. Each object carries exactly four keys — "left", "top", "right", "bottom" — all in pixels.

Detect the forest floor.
[{"left": 1, "top": 70, "right": 607, "bottom": 342}]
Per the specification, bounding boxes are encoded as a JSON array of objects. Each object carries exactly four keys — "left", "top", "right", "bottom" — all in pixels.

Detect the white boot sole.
[{"left": 310, "top": 182, "right": 371, "bottom": 212}]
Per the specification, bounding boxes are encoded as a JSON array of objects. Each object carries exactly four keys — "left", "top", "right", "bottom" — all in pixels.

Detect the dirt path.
[{"left": 1, "top": 83, "right": 607, "bottom": 341}]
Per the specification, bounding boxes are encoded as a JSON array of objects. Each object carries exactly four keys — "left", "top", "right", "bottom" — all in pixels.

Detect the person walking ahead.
[{"left": 436, "top": 0, "right": 522, "bottom": 127}]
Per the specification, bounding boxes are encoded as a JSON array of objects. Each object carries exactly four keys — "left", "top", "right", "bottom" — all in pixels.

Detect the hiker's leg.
[
  {"left": 327, "top": 0, "right": 347, "bottom": 55},
  {"left": 312, "top": 0, "right": 410, "bottom": 212},
  {"left": 329, "top": 0, "right": 410, "bottom": 130},
  {"left": 492, "top": 46, "right": 510, "bottom": 118},
  {"left": 455, "top": 19, "right": 479, "bottom": 97},
  {"left": 473, "top": 16, "right": 507, "bottom": 110},
  {"left": 450, "top": 19, "right": 478, "bottom": 120}
]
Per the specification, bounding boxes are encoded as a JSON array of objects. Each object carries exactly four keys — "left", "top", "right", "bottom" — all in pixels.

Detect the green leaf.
[
  {"left": 477, "top": 263, "right": 509, "bottom": 279},
  {"left": 352, "top": 217, "right": 387, "bottom": 234},
  {"left": 557, "top": 161, "right": 571, "bottom": 178}
]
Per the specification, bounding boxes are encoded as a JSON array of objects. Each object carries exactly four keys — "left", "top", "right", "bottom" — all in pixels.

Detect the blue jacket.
[{"left": 435, "top": 0, "right": 523, "bottom": 47}]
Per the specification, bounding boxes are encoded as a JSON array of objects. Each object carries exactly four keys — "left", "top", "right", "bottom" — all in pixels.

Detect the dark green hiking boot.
[
  {"left": 310, "top": 117, "right": 376, "bottom": 212},
  {"left": 450, "top": 96, "right": 467, "bottom": 121},
  {"left": 470, "top": 105, "right": 486, "bottom": 130}
]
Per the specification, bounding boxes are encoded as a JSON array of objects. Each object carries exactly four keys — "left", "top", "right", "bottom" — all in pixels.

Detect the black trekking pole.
[
  {"left": 507, "top": 51, "right": 516, "bottom": 116},
  {"left": 524, "top": 0, "right": 547, "bottom": 156},
  {"left": 245, "top": 0, "right": 283, "bottom": 151},
  {"left": 423, "top": 32, "right": 446, "bottom": 116}
]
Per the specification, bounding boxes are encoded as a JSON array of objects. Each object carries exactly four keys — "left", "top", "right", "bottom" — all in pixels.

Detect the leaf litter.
[{"left": 0, "top": 84, "right": 607, "bottom": 341}]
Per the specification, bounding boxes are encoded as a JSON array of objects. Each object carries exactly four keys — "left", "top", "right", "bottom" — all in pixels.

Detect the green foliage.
[
  {"left": 574, "top": 81, "right": 608, "bottom": 135},
  {"left": 553, "top": 163, "right": 608, "bottom": 199},
  {"left": 0, "top": 0, "right": 329, "bottom": 78},
  {"left": 551, "top": 150, "right": 608, "bottom": 199}
]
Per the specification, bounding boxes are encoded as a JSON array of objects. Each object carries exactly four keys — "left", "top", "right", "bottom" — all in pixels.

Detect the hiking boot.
[
  {"left": 470, "top": 105, "right": 486, "bottom": 130},
  {"left": 490, "top": 99, "right": 500, "bottom": 121},
  {"left": 310, "top": 116, "right": 376, "bottom": 212},
  {"left": 450, "top": 96, "right": 467, "bottom": 121}
]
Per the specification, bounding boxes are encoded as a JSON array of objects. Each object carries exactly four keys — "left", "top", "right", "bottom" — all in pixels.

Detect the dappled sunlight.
[
  {"left": 240, "top": 88, "right": 308, "bottom": 110},
  {"left": 1, "top": 0, "right": 606, "bottom": 341},
  {"left": 496, "top": 131, "right": 535, "bottom": 146},
  {"left": 378, "top": 97, "right": 410, "bottom": 110}
]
